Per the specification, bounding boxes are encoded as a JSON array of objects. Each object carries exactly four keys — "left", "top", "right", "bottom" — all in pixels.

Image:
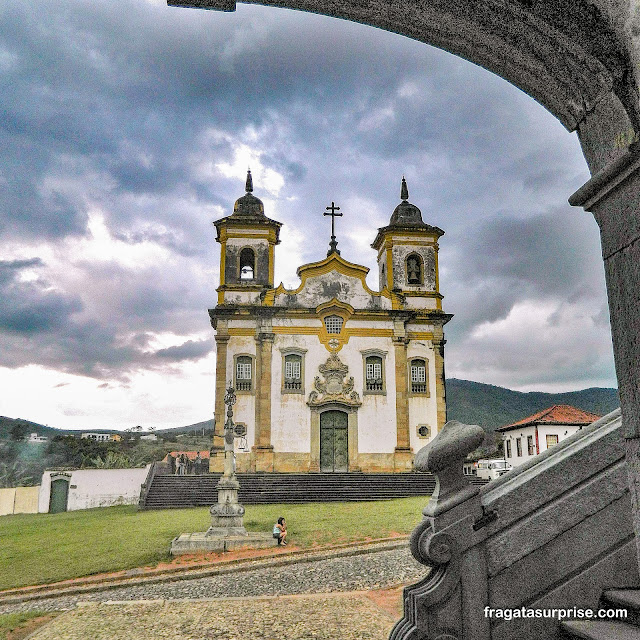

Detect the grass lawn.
[
  {"left": 0, "top": 497, "right": 429, "bottom": 591},
  {"left": 0, "top": 611, "right": 58, "bottom": 640}
]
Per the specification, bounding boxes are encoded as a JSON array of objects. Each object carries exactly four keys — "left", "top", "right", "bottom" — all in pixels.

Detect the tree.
[{"left": 10, "top": 423, "right": 28, "bottom": 441}]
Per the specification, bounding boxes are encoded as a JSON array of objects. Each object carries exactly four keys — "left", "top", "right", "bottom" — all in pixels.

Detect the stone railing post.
[{"left": 390, "top": 420, "right": 490, "bottom": 640}]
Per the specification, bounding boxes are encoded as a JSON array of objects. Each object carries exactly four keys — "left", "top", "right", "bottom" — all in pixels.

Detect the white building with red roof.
[{"left": 496, "top": 405, "right": 602, "bottom": 468}]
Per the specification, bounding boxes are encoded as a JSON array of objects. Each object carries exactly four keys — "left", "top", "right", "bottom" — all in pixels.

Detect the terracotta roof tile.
[{"left": 497, "top": 405, "right": 601, "bottom": 432}]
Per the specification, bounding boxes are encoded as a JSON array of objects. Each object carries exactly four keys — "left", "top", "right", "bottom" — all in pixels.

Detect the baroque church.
[{"left": 209, "top": 171, "right": 451, "bottom": 473}]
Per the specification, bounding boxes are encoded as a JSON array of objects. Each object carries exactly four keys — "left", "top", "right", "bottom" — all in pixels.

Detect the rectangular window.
[
  {"left": 505, "top": 440, "right": 512, "bottom": 458},
  {"left": 236, "top": 363, "right": 252, "bottom": 379},
  {"left": 411, "top": 366, "right": 426, "bottom": 383},
  {"left": 410, "top": 360, "right": 427, "bottom": 393},
  {"left": 366, "top": 362, "right": 382, "bottom": 380},
  {"left": 285, "top": 360, "right": 301, "bottom": 379},
  {"left": 516, "top": 437, "right": 522, "bottom": 457},
  {"left": 283, "top": 354, "right": 303, "bottom": 391},
  {"left": 365, "top": 356, "right": 384, "bottom": 392},
  {"left": 546, "top": 434, "right": 559, "bottom": 448},
  {"left": 235, "top": 357, "right": 252, "bottom": 391},
  {"left": 527, "top": 435, "right": 535, "bottom": 455}
]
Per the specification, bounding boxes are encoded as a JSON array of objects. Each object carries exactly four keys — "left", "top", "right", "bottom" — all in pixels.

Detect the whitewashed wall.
[
  {"left": 407, "top": 339, "right": 439, "bottom": 452},
  {"left": 227, "top": 335, "right": 257, "bottom": 450},
  {"left": 503, "top": 424, "right": 583, "bottom": 467},
  {"left": 38, "top": 466, "right": 150, "bottom": 513},
  {"left": 538, "top": 424, "right": 582, "bottom": 452},
  {"left": 271, "top": 333, "right": 313, "bottom": 453}
]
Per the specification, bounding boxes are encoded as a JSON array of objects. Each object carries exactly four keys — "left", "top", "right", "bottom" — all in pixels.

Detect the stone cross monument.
[
  {"left": 206, "top": 385, "right": 247, "bottom": 536},
  {"left": 170, "top": 385, "right": 273, "bottom": 554}
]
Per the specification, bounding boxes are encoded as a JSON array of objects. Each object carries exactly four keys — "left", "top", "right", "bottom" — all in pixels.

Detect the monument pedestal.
[
  {"left": 171, "top": 531, "right": 274, "bottom": 554},
  {"left": 170, "top": 454, "right": 273, "bottom": 556}
]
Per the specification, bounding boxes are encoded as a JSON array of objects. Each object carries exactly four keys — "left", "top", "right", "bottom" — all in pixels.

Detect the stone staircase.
[
  {"left": 390, "top": 410, "right": 640, "bottom": 640},
  {"left": 560, "top": 590, "right": 640, "bottom": 639},
  {"left": 140, "top": 471, "right": 488, "bottom": 509}
]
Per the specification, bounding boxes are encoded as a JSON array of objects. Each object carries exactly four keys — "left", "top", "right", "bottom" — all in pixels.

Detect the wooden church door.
[{"left": 320, "top": 410, "right": 348, "bottom": 472}]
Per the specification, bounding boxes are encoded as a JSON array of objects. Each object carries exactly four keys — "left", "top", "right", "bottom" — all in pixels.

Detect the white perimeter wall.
[
  {"left": 503, "top": 424, "right": 582, "bottom": 467},
  {"left": 38, "top": 466, "right": 150, "bottom": 513}
]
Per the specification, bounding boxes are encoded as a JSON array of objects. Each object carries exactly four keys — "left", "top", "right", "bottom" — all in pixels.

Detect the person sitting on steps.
[{"left": 273, "top": 517, "right": 287, "bottom": 546}]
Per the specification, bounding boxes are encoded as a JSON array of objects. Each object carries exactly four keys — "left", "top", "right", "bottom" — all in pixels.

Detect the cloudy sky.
[{"left": 0, "top": 0, "right": 616, "bottom": 430}]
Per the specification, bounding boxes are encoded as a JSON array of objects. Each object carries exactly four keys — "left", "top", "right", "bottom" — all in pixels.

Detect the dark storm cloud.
[
  {"left": 112, "top": 227, "right": 203, "bottom": 257},
  {"left": 0, "top": 255, "right": 214, "bottom": 377},
  {"left": 154, "top": 339, "right": 214, "bottom": 361},
  {"left": 0, "top": 258, "right": 83, "bottom": 333},
  {"left": 0, "top": 0, "right": 615, "bottom": 390},
  {"left": 441, "top": 205, "right": 606, "bottom": 339}
]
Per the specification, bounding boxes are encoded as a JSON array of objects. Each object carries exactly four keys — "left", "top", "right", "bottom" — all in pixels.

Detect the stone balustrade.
[{"left": 391, "top": 410, "right": 640, "bottom": 640}]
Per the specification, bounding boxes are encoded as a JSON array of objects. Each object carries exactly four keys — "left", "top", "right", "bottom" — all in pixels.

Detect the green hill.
[
  {"left": 445, "top": 379, "right": 619, "bottom": 431},
  {"left": 1, "top": 380, "right": 619, "bottom": 441},
  {"left": 156, "top": 419, "right": 214, "bottom": 437},
  {"left": 0, "top": 416, "right": 60, "bottom": 440}
]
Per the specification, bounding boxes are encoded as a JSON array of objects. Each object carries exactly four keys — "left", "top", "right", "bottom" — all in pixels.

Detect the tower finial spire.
[
  {"left": 245, "top": 169, "right": 253, "bottom": 193},
  {"left": 401, "top": 176, "right": 409, "bottom": 201}
]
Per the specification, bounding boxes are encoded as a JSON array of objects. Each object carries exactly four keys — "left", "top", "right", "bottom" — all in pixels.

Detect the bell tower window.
[
  {"left": 406, "top": 253, "right": 423, "bottom": 285},
  {"left": 239, "top": 248, "right": 255, "bottom": 280}
]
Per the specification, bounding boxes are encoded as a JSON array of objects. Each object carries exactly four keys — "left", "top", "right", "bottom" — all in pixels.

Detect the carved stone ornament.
[
  {"left": 210, "top": 497, "right": 245, "bottom": 518},
  {"left": 414, "top": 419, "right": 485, "bottom": 517},
  {"left": 307, "top": 353, "right": 361, "bottom": 408}
]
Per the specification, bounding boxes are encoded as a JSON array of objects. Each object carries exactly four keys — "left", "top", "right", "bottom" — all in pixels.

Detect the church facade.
[{"left": 209, "top": 172, "right": 451, "bottom": 473}]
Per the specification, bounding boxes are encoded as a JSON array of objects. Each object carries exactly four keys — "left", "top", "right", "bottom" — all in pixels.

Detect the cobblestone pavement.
[
  {"left": 0, "top": 546, "right": 426, "bottom": 615},
  {"left": 27, "top": 594, "right": 398, "bottom": 640}
]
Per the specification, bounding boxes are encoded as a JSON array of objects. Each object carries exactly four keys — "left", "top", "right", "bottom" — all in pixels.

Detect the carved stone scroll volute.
[{"left": 415, "top": 420, "right": 485, "bottom": 517}]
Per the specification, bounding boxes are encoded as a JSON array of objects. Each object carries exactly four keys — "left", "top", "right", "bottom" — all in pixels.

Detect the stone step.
[
  {"left": 560, "top": 620, "right": 640, "bottom": 639},
  {"left": 601, "top": 590, "right": 640, "bottom": 627},
  {"left": 141, "top": 472, "right": 487, "bottom": 508},
  {"left": 602, "top": 590, "right": 640, "bottom": 612}
]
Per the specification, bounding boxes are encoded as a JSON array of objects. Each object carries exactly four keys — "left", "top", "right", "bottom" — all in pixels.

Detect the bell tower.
[
  {"left": 214, "top": 170, "right": 282, "bottom": 305},
  {"left": 371, "top": 177, "right": 444, "bottom": 311}
]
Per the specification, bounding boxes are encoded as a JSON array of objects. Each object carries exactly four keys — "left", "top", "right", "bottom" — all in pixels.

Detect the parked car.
[{"left": 475, "top": 458, "right": 512, "bottom": 480}]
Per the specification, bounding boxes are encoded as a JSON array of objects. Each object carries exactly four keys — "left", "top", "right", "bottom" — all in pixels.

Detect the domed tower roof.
[
  {"left": 389, "top": 177, "right": 424, "bottom": 226},
  {"left": 232, "top": 169, "right": 265, "bottom": 218}
]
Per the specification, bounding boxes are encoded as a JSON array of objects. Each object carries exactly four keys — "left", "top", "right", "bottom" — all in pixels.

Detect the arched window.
[
  {"left": 239, "top": 248, "right": 255, "bottom": 280},
  {"left": 324, "top": 315, "right": 344, "bottom": 334},
  {"left": 410, "top": 358, "right": 427, "bottom": 394},
  {"left": 406, "top": 253, "right": 423, "bottom": 285}
]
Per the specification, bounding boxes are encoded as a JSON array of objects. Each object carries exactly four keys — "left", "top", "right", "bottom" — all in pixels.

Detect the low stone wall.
[
  {"left": 0, "top": 486, "right": 40, "bottom": 516},
  {"left": 38, "top": 467, "right": 150, "bottom": 513}
]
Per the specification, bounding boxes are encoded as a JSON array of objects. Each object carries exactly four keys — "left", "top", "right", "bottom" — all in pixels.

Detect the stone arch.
[{"left": 239, "top": 246, "right": 255, "bottom": 280}]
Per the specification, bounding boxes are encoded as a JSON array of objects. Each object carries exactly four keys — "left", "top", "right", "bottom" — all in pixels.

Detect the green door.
[
  {"left": 320, "top": 410, "right": 348, "bottom": 472},
  {"left": 49, "top": 478, "right": 69, "bottom": 513}
]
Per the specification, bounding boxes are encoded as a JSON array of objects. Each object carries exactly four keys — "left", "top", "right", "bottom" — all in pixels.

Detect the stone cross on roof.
[{"left": 324, "top": 201, "right": 342, "bottom": 256}]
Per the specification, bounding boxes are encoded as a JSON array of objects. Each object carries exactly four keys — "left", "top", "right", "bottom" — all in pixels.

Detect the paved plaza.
[
  {"left": 1, "top": 541, "right": 425, "bottom": 639},
  {"left": 24, "top": 593, "right": 399, "bottom": 640}
]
